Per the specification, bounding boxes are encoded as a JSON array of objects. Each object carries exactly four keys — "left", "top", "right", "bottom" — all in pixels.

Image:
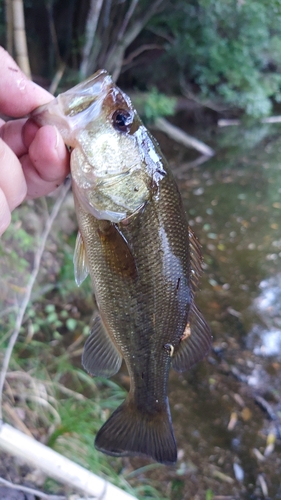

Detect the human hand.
[{"left": 0, "top": 47, "right": 70, "bottom": 236}]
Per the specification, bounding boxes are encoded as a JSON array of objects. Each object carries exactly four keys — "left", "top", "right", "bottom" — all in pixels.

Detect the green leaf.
[{"left": 66, "top": 318, "right": 78, "bottom": 331}]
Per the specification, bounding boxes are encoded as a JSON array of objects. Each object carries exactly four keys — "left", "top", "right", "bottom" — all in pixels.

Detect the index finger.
[{"left": 0, "top": 46, "right": 53, "bottom": 117}]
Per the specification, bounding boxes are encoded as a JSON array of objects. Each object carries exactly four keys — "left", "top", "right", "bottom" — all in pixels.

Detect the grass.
[{"left": 0, "top": 198, "right": 169, "bottom": 500}]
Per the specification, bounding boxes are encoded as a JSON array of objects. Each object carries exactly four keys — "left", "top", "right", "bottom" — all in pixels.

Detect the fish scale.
[
  {"left": 31, "top": 69, "right": 212, "bottom": 464},
  {"left": 74, "top": 167, "right": 192, "bottom": 446}
]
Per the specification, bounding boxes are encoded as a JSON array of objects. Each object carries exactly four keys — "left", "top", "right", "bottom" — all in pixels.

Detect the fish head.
[
  {"left": 32, "top": 70, "right": 166, "bottom": 222},
  {"left": 32, "top": 70, "right": 110, "bottom": 141}
]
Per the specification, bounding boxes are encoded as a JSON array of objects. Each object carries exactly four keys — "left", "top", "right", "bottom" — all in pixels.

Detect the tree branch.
[
  {"left": 116, "top": 0, "right": 139, "bottom": 43},
  {"left": 218, "top": 116, "right": 281, "bottom": 127},
  {"left": 106, "top": 0, "right": 165, "bottom": 80},
  {"left": 0, "top": 477, "right": 65, "bottom": 500},
  {"left": 12, "top": 0, "right": 31, "bottom": 78},
  {"left": 122, "top": 43, "right": 163, "bottom": 68},
  {"left": 5, "top": 0, "right": 13, "bottom": 54},
  {"left": 154, "top": 117, "right": 215, "bottom": 156},
  {"left": 80, "top": 0, "right": 104, "bottom": 79}
]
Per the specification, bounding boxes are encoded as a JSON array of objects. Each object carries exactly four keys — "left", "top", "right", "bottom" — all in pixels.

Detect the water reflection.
[
  {"left": 164, "top": 123, "right": 281, "bottom": 499},
  {"left": 253, "top": 328, "right": 281, "bottom": 356},
  {"left": 249, "top": 274, "right": 281, "bottom": 357}
]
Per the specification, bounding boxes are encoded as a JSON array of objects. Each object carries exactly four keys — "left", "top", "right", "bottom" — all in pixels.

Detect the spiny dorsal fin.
[
  {"left": 172, "top": 303, "right": 212, "bottom": 373},
  {"left": 82, "top": 315, "right": 123, "bottom": 378},
  {"left": 189, "top": 226, "right": 203, "bottom": 296},
  {"left": 73, "top": 230, "right": 89, "bottom": 286}
]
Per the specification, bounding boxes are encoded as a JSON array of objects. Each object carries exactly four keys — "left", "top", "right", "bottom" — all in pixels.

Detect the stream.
[
  {"left": 147, "top": 122, "right": 281, "bottom": 499},
  {"left": 1, "top": 120, "right": 281, "bottom": 500}
]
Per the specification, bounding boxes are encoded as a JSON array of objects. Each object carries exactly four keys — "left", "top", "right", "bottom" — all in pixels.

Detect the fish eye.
[{"left": 112, "top": 109, "right": 133, "bottom": 133}]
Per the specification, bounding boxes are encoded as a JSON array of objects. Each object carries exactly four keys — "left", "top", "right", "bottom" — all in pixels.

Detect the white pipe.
[{"left": 0, "top": 423, "right": 137, "bottom": 500}]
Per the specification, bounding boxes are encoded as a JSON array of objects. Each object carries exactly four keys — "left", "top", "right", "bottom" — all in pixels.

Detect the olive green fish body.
[
  {"left": 32, "top": 70, "right": 212, "bottom": 465},
  {"left": 75, "top": 164, "right": 206, "bottom": 464}
]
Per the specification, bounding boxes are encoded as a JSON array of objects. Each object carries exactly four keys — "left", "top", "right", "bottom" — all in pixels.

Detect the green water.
[{"left": 161, "top": 123, "right": 281, "bottom": 499}]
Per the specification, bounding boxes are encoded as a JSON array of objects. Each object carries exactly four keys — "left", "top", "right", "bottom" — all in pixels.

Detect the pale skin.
[{"left": 0, "top": 47, "right": 70, "bottom": 236}]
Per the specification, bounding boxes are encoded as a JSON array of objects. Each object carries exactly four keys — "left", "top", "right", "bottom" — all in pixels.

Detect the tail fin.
[{"left": 95, "top": 397, "right": 177, "bottom": 465}]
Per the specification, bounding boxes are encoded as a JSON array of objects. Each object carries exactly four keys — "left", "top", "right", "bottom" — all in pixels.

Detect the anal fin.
[
  {"left": 82, "top": 315, "right": 122, "bottom": 378},
  {"left": 172, "top": 303, "right": 212, "bottom": 373}
]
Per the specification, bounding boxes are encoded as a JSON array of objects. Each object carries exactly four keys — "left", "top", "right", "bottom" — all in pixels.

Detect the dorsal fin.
[{"left": 188, "top": 226, "right": 203, "bottom": 296}]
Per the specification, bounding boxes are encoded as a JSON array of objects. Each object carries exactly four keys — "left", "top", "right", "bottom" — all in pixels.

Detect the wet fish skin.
[
  {"left": 32, "top": 70, "right": 212, "bottom": 465},
  {"left": 32, "top": 70, "right": 164, "bottom": 223}
]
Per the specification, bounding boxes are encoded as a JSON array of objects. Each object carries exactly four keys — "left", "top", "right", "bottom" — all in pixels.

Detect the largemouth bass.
[{"left": 32, "top": 70, "right": 211, "bottom": 465}]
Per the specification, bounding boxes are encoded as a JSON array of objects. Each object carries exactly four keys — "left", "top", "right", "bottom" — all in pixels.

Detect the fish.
[{"left": 32, "top": 70, "right": 212, "bottom": 465}]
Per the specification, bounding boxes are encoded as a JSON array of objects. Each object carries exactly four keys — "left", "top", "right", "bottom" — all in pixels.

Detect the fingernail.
[{"left": 53, "top": 125, "right": 68, "bottom": 162}]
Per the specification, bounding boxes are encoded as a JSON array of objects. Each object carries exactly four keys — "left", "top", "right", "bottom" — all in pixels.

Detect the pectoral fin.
[
  {"left": 82, "top": 315, "right": 122, "bottom": 378},
  {"left": 172, "top": 303, "right": 212, "bottom": 372},
  {"left": 98, "top": 220, "right": 137, "bottom": 279},
  {"left": 73, "top": 230, "right": 89, "bottom": 286}
]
